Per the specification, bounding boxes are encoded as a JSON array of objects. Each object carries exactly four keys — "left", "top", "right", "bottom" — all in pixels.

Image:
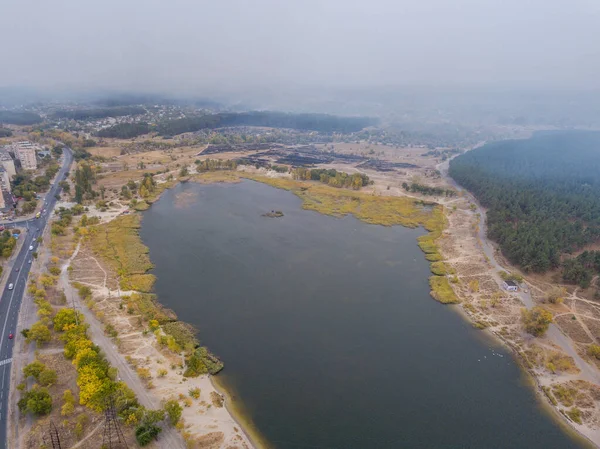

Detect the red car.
[{"left": 8, "top": 333, "right": 14, "bottom": 340}]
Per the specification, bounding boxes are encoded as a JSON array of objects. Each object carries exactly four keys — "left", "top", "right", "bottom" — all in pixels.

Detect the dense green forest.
[
  {"left": 449, "top": 131, "right": 600, "bottom": 280},
  {"left": 0, "top": 111, "right": 43, "bottom": 125},
  {"left": 96, "top": 122, "right": 150, "bottom": 138},
  {"left": 52, "top": 106, "right": 146, "bottom": 120},
  {"left": 157, "top": 112, "right": 377, "bottom": 136},
  {"left": 562, "top": 251, "right": 600, "bottom": 288}
]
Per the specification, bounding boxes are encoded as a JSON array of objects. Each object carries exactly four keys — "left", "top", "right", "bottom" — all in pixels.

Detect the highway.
[{"left": 0, "top": 147, "right": 72, "bottom": 448}]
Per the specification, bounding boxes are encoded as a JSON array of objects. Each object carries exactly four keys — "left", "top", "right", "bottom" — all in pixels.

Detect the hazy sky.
[{"left": 1, "top": 0, "right": 599, "bottom": 94}]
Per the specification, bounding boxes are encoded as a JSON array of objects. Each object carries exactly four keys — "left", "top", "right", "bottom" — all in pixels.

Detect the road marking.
[{"left": 0, "top": 359, "right": 10, "bottom": 368}]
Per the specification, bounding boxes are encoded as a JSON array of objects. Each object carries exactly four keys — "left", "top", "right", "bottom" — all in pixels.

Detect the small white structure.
[{"left": 503, "top": 280, "right": 518, "bottom": 292}]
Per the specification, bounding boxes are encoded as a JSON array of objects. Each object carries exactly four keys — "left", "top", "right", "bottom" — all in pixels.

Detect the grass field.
[{"left": 87, "top": 214, "right": 155, "bottom": 292}]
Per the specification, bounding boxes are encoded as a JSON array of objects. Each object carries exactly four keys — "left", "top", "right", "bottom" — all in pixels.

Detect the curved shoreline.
[
  {"left": 438, "top": 154, "right": 600, "bottom": 448},
  {"left": 131, "top": 169, "right": 595, "bottom": 448},
  {"left": 210, "top": 375, "right": 271, "bottom": 449},
  {"left": 451, "top": 302, "right": 596, "bottom": 448}
]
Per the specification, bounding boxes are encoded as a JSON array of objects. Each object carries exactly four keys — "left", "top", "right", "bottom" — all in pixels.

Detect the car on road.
[
  {"left": 15, "top": 268, "right": 19, "bottom": 272},
  {"left": 8, "top": 333, "right": 13, "bottom": 340},
  {"left": 28, "top": 259, "right": 32, "bottom": 264},
  {"left": 29, "top": 245, "right": 34, "bottom": 251},
  {"left": 8, "top": 283, "right": 13, "bottom": 290}
]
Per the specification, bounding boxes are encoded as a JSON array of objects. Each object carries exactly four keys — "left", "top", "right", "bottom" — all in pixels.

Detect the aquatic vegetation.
[
  {"left": 430, "top": 261, "right": 453, "bottom": 276},
  {"left": 429, "top": 276, "right": 460, "bottom": 304}
]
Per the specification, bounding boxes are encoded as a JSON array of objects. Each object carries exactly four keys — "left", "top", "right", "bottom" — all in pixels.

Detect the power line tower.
[
  {"left": 102, "top": 396, "right": 128, "bottom": 449},
  {"left": 42, "top": 420, "right": 62, "bottom": 449}
]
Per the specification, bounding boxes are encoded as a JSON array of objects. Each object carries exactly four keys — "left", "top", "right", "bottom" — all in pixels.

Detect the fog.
[{"left": 1, "top": 0, "right": 599, "bottom": 96}]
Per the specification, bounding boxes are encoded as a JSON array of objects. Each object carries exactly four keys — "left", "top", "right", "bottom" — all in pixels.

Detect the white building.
[
  {"left": 503, "top": 280, "right": 519, "bottom": 292},
  {"left": 13, "top": 141, "right": 38, "bottom": 170}
]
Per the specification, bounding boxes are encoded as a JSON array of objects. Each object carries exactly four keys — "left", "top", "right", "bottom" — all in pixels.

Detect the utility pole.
[{"left": 102, "top": 395, "right": 128, "bottom": 449}]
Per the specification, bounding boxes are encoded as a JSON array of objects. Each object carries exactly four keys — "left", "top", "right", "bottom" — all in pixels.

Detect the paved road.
[{"left": 0, "top": 148, "right": 73, "bottom": 449}]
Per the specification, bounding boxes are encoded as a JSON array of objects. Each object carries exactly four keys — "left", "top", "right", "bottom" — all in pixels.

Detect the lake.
[{"left": 140, "top": 179, "right": 587, "bottom": 449}]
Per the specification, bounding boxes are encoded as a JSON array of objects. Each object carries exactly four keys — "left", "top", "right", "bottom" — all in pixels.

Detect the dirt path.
[{"left": 59, "top": 242, "right": 186, "bottom": 449}]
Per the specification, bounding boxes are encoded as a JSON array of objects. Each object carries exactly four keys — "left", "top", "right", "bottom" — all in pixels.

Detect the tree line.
[
  {"left": 194, "top": 158, "right": 238, "bottom": 172},
  {"left": 402, "top": 182, "right": 456, "bottom": 197},
  {"left": 292, "top": 168, "right": 371, "bottom": 189},
  {"left": 74, "top": 163, "right": 96, "bottom": 203},
  {"left": 449, "top": 131, "right": 600, "bottom": 275},
  {"left": 96, "top": 122, "right": 150, "bottom": 138}
]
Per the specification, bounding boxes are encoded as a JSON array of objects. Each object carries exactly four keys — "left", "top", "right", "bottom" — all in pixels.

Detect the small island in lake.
[{"left": 263, "top": 210, "right": 284, "bottom": 218}]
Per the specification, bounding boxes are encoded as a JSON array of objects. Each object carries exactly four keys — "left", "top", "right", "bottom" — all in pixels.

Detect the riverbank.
[
  {"left": 436, "top": 150, "right": 600, "bottom": 448},
  {"left": 74, "top": 212, "right": 256, "bottom": 448}
]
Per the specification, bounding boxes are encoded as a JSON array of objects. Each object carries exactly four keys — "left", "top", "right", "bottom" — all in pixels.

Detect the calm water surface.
[{"left": 140, "top": 180, "right": 587, "bottom": 449}]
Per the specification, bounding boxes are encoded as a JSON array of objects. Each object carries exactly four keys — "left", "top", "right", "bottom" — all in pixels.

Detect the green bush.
[
  {"left": 587, "top": 344, "right": 600, "bottom": 360},
  {"left": 184, "top": 347, "right": 223, "bottom": 377},
  {"left": 522, "top": 307, "right": 553, "bottom": 337},
  {"left": 18, "top": 386, "right": 52, "bottom": 415},
  {"left": 38, "top": 369, "right": 58, "bottom": 387},
  {"left": 164, "top": 399, "right": 182, "bottom": 426},
  {"left": 135, "top": 424, "right": 162, "bottom": 446}
]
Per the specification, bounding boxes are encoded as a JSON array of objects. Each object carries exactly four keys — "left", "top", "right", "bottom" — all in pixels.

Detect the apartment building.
[{"left": 13, "top": 141, "right": 38, "bottom": 170}]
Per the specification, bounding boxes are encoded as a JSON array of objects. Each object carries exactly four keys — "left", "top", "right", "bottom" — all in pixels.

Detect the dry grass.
[
  {"left": 86, "top": 214, "right": 155, "bottom": 291},
  {"left": 88, "top": 146, "right": 122, "bottom": 158},
  {"left": 523, "top": 344, "right": 580, "bottom": 374},
  {"left": 429, "top": 276, "right": 460, "bottom": 304},
  {"left": 97, "top": 168, "right": 158, "bottom": 189}
]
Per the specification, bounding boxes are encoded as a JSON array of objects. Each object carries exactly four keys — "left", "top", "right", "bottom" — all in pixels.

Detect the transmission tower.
[
  {"left": 42, "top": 420, "right": 62, "bottom": 449},
  {"left": 102, "top": 396, "right": 128, "bottom": 449}
]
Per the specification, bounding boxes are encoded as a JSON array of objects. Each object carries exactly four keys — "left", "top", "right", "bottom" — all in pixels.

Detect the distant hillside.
[
  {"left": 51, "top": 106, "right": 146, "bottom": 121},
  {"left": 156, "top": 111, "right": 377, "bottom": 136},
  {"left": 0, "top": 110, "right": 43, "bottom": 125},
  {"left": 450, "top": 131, "right": 600, "bottom": 281}
]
